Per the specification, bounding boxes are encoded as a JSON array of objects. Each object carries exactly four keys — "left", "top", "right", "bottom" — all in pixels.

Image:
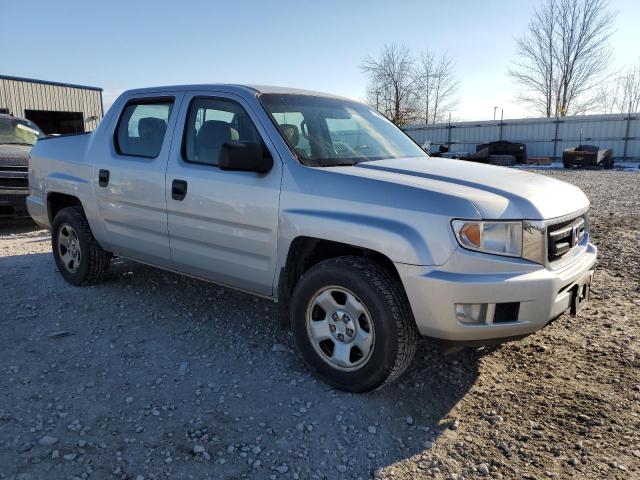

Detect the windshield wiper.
[{"left": 315, "top": 159, "right": 359, "bottom": 167}]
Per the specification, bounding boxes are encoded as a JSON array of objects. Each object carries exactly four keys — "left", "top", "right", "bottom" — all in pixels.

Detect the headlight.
[{"left": 451, "top": 220, "right": 523, "bottom": 257}]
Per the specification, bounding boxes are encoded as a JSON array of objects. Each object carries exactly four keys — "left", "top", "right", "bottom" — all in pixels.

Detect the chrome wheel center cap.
[{"left": 329, "top": 310, "right": 356, "bottom": 343}]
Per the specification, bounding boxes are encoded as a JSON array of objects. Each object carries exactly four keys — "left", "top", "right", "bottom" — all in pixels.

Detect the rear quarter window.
[{"left": 115, "top": 100, "right": 173, "bottom": 158}]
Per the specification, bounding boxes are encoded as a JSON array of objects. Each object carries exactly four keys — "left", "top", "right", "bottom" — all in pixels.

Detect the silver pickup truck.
[{"left": 27, "top": 85, "right": 597, "bottom": 392}]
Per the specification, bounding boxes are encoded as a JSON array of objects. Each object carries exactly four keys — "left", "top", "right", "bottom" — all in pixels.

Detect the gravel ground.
[{"left": 0, "top": 170, "right": 639, "bottom": 480}]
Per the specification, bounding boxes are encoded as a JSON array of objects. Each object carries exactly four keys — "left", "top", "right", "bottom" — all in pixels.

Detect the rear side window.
[
  {"left": 183, "top": 97, "right": 262, "bottom": 166},
  {"left": 116, "top": 100, "right": 173, "bottom": 158}
]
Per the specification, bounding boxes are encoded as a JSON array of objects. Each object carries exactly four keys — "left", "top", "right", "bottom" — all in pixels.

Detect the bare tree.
[
  {"left": 596, "top": 74, "right": 623, "bottom": 114},
  {"left": 509, "top": 0, "right": 558, "bottom": 116},
  {"left": 509, "top": 0, "right": 616, "bottom": 117},
  {"left": 361, "top": 44, "right": 420, "bottom": 125},
  {"left": 416, "top": 50, "right": 459, "bottom": 124},
  {"left": 618, "top": 62, "right": 640, "bottom": 113},
  {"left": 597, "top": 61, "right": 640, "bottom": 114}
]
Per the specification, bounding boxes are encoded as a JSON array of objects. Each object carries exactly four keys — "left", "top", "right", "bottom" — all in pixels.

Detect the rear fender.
[{"left": 45, "top": 168, "right": 111, "bottom": 249}]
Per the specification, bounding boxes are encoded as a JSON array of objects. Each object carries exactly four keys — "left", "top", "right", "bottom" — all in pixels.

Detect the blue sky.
[{"left": 2, "top": 0, "right": 638, "bottom": 120}]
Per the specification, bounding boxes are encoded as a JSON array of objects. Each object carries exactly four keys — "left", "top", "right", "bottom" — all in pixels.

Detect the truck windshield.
[
  {"left": 260, "top": 94, "right": 427, "bottom": 167},
  {"left": 0, "top": 117, "right": 44, "bottom": 146}
]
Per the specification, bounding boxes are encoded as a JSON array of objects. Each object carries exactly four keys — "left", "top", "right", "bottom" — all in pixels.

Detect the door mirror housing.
[{"left": 219, "top": 142, "right": 273, "bottom": 173}]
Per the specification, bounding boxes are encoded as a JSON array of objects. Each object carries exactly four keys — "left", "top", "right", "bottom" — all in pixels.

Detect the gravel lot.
[{"left": 0, "top": 170, "right": 639, "bottom": 480}]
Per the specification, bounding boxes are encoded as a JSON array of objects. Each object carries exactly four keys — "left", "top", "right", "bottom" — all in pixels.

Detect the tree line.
[
  {"left": 361, "top": 45, "right": 459, "bottom": 126},
  {"left": 361, "top": 0, "right": 639, "bottom": 126}
]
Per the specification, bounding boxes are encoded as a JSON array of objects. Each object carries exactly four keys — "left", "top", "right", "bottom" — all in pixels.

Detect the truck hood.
[
  {"left": 331, "top": 157, "right": 589, "bottom": 220},
  {"left": 0, "top": 144, "right": 31, "bottom": 167}
]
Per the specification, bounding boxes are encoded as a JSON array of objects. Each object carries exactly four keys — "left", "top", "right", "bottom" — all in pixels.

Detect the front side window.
[
  {"left": 183, "top": 97, "right": 262, "bottom": 166},
  {"left": 116, "top": 100, "right": 173, "bottom": 158},
  {"left": 260, "top": 94, "right": 427, "bottom": 167}
]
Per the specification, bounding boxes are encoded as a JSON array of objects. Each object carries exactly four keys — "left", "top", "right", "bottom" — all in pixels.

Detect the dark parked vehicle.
[
  {"left": 0, "top": 114, "right": 45, "bottom": 219},
  {"left": 476, "top": 140, "right": 528, "bottom": 164},
  {"left": 562, "top": 145, "right": 614, "bottom": 169}
]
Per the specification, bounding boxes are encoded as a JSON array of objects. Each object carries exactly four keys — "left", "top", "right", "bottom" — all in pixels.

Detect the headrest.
[
  {"left": 280, "top": 123, "right": 300, "bottom": 147},
  {"left": 196, "top": 120, "right": 231, "bottom": 147},
  {"left": 138, "top": 117, "right": 166, "bottom": 140}
]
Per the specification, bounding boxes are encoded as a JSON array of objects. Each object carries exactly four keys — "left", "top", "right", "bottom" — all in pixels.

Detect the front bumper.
[
  {"left": 396, "top": 243, "right": 597, "bottom": 342},
  {"left": 0, "top": 189, "right": 29, "bottom": 219}
]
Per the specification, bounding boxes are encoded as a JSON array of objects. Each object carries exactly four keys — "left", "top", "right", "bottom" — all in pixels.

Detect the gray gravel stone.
[{"left": 37, "top": 436, "right": 58, "bottom": 447}]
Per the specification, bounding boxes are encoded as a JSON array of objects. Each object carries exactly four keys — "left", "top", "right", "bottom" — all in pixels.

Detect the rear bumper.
[
  {"left": 0, "top": 190, "right": 29, "bottom": 219},
  {"left": 396, "top": 243, "right": 597, "bottom": 342},
  {"left": 26, "top": 190, "right": 50, "bottom": 229}
]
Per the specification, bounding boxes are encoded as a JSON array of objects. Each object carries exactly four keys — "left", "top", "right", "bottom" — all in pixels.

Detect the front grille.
[
  {"left": 547, "top": 215, "right": 586, "bottom": 262},
  {"left": 0, "top": 166, "right": 28, "bottom": 190}
]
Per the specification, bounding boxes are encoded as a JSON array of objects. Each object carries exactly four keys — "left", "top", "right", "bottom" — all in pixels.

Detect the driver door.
[{"left": 165, "top": 91, "right": 283, "bottom": 296}]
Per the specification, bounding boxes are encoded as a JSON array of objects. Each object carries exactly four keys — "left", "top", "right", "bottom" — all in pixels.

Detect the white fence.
[{"left": 403, "top": 113, "right": 640, "bottom": 161}]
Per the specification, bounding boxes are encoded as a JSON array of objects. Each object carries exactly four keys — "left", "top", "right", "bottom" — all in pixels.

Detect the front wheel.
[
  {"left": 290, "top": 256, "right": 418, "bottom": 392},
  {"left": 52, "top": 206, "right": 111, "bottom": 286}
]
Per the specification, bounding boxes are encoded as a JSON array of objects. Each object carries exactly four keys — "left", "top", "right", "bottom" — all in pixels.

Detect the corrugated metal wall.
[
  {"left": 0, "top": 76, "right": 103, "bottom": 131},
  {"left": 404, "top": 113, "right": 640, "bottom": 161}
]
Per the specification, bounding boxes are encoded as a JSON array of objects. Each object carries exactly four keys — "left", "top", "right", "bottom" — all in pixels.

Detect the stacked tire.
[{"left": 488, "top": 155, "right": 516, "bottom": 167}]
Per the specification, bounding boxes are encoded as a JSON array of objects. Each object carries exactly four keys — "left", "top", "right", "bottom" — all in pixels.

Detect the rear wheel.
[
  {"left": 52, "top": 206, "right": 111, "bottom": 285},
  {"left": 290, "top": 256, "right": 418, "bottom": 392}
]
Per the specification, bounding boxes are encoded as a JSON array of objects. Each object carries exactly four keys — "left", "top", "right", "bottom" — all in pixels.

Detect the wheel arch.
[
  {"left": 276, "top": 236, "right": 407, "bottom": 329},
  {"left": 47, "top": 192, "right": 84, "bottom": 225}
]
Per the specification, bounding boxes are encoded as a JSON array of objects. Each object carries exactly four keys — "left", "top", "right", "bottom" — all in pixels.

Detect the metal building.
[
  {"left": 0, "top": 75, "right": 103, "bottom": 135},
  {"left": 404, "top": 113, "right": 640, "bottom": 161}
]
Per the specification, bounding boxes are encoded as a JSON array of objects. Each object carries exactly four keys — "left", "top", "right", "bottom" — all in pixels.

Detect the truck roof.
[{"left": 121, "top": 84, "right": 354, "bottom": 101}]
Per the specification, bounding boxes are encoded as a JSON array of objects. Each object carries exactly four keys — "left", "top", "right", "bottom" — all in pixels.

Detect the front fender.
[
  {"left": 280, "top": 208, "right": 434, "bottom": 265},
  {"left": 274, "top": 162, "right": 477, "bottom": 274}
]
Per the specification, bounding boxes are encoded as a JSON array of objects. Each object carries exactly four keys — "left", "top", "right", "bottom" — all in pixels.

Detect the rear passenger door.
[
  {"left": 165, "top": 91, "right": 282, "bottom": 296},
  {"left": 94, "top": 94, "right": 183, "bottom": 267}
]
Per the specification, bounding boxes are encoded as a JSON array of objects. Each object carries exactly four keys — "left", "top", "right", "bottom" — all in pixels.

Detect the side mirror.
[{"left": 219, "top": 142, "right": 273, "bottom": 173}]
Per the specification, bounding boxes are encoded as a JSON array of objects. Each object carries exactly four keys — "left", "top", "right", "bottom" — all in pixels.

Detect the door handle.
[
  {"left": 172, "top": 179, "right": 188, "bottom": 201},
  {"left": 98, "top": 169, "right": 110, "bottom": 187}
]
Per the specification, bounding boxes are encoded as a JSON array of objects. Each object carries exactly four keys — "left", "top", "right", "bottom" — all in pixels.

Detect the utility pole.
[
  {"left": 493, "top": 106, "right": 498, "bottom": 121},
  {"left": 623, "top": 101, "right": 632, "bottom": 160}
]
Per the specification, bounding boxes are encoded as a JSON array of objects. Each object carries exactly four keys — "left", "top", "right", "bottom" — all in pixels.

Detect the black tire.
[
  {"left": 51, "top": 206, "right": 111, "bottom": 286},
  {"left": 563, "top": 161, "right": 571, "bottom": 169},
  {"left": 487, "top": 154, "right": 516, "bottom": 167},
  {"left": 290, "top": 256, "right": 418, "bottom": 392}
]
